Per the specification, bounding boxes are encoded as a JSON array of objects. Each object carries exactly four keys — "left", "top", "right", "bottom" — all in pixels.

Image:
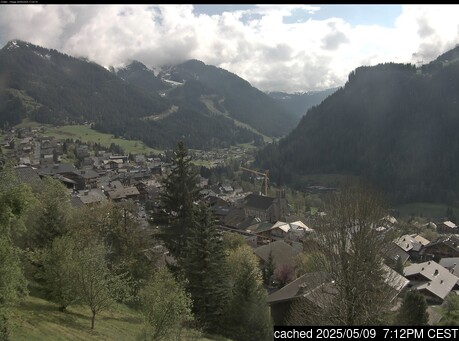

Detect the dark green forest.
[
  {"left": 159, "top": 59, "right": 299, "bottom": 137},
  {"left": 0, "top": 40, "right": 272, "bottom": 149},
  {"left": 256, "top": 48, "right": 459, "bottom": 205}
]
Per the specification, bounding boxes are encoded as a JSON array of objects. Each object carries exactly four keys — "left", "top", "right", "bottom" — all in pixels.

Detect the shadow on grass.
[
  {"left": 101, "top": 315, "right": 143, "bottom": 324},
  {"left": 18, "top": 299, "right": 90, "bottom": 331}
]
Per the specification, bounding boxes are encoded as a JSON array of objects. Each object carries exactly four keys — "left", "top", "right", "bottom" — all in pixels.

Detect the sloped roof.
[
  {"left": 395, "top": 234, "right": 423, "bottom": 252},
  {"left": 413, "top": 234, "right": 430, "bottom": 246},
  {"left": 272, "top": 220, "right": 314, "bottom": 233},
  {"left": 441, "top": 221, "right": 457, "bottom": 229},
  {"left": 107, "top": 186, "right": 140, "bottom": 200},
  {"left": 254, "top": 240, "right": 301, "bottom": 268},
  {"left": 404, "top": 261, "right": 457, "bottom": 300},
  {"left": 38, "top": 163, "right": 77, "bottom": 175},
  {"left": 246, "top": 221, "right": 274, "bottom": 233},
  {"left": 439, "top": 257, "right": 459, "bottom": 279},
  {"left": 14, "top": 166, "right": 43, "bottom": 189},
  {"left": 267, "top": 272, "right": 328, "bottom": 304},
  {"left": 245, "top": 193, "right": 274, "bottom": 210},
  {"left": 383, "top": 242, "right": 410, "bottom": 265},
  {"left": 425, "top": 235, "right": 459, "bottom": 253},
  {"left": 78, "top": 189, "right": 107, "bottom": 205}
]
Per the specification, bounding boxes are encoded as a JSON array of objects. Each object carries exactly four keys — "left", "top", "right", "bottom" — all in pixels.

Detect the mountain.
[
  {"left": 0, "top": 40, "right": 262, "bottom": 149},
  {"left": 267, "top": 88, "right": 338, "bottom": 118},
  {"left": 0, "top": 40, "right": 168, "bottom": 126},
  {"left": 157, "top": 59, "right": 299, "bottom": 137},
  {"left": 256, "top": 54, "right": 459, "bottom": 205},
  {"left": 115, "top": 60, "right": 170, "bottom": 95}
]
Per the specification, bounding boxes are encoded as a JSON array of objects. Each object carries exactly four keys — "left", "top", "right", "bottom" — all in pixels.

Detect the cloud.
[
  {"left": 0, "top": 5, "right": 459, "bottom": 92},
  {"left": 322, "top": 24, "right": 350, "bottom": 51}
]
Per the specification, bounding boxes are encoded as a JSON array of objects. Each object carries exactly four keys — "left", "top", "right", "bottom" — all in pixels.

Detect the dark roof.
[
  {"left": 79, "top": 169, "right": 99, "bottom": 179},
  {"left": 425, "top": 235, "right": 459, "bottom": 253},
  {"left": 38, "top": 163, "right": 77, "bottom": 175},
  {"left": 70, "top": 196, "right": 84, "bottom": 208},
  {"left": 267, "top": 272, "right": 328, "bottom": 304},
  {"left": 14, "top": 166, "right": 43, "bottom": 189},
  {"left": 383, "top": 242, "right": 410, "bottom": 265},
  {"left": 223, "top": 207, "right": 246, "bottom": 228},
  {"left": 254, "top": 240, "right": 301, "bottom": 268},
  {"left": 245, "top": 193, "right": 274, "bottom": 210}
]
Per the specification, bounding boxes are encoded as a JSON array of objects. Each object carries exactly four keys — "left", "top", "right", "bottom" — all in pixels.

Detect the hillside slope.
[{"left": 256, "top": 57, "right": 459, "bottom": 204}]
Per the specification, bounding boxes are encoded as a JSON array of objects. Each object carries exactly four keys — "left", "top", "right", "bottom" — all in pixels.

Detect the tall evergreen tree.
[
  {"left": 28, "top": 176, "right": 72, "bottom": 249},
  {"left": 263, "top": 250, "right": 275, "bottom": 286},
  {"left": 225, "top": 245, "right": 273, "bottom": 341},
  {"left": 181, "top": 204, "right": 230, "bottom": 334},
  {"left": 397, "top": 290, "right": 429, "bottom": 326},
  {"left": 155, "top": 141, "right": 201, "bottom": 260}
]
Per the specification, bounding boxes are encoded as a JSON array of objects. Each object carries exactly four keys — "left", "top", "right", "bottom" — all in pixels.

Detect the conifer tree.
[
  {"left": 155, "top": 141, "right": 200, "bottom": 259},
  {"left": 225, "top": 245, "right": 273, "bottom": 341},
  {"left": 397, "top": 290, "right": 429, "bottom": 326},
  {"left": 180, "top": 204, "right": 229, "bottom": 334}
]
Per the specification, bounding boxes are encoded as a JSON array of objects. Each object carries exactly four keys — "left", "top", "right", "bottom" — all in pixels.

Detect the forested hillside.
[
  {"left": 0, "top": 40, "right": 262, "bottom": 149},
  {"left": 256, "top": 55, "right": 459, "bottom": 204}
]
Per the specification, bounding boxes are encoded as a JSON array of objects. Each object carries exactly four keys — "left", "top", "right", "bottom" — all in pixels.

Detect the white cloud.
[{"left": 1, "top": 4, "right": 459, "bottom": 92}]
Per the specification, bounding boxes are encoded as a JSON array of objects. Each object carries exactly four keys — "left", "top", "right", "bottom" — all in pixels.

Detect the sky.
[{"left": 1, "top": 4, "right": 459, "bottom": 92}]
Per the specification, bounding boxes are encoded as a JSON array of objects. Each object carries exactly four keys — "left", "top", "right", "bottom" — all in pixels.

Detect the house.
[
  {"left": 438, "top": 257, "right": 459, "bottom": 280},
  {"left": 436, "top": 221, "right": 457, "bottom": 234},
  {"left": 270, "top": 221, "right": 314, "bottom": 241},
  {"left": 267, "top": 271, "right": 329, "bottom": 325},
  {"left": 254, "top": 240, "right": 301, "bottom": 274},
  {"left": 421, "top": 236, "right": 459, "bottom": 262},
  {"left": 245, "top": 221, "right": 275, "bottom": 244},
  {"left": 243, "top": 189, "right": 289, "bottom": 223},
  {"left": 268, "top": 265, "right": 408, "bottom": 325},
  {"left": 404, "top": 261, "right": 459, "bottom": 303},
  {"left": 394, "top": 234, "right": 429, "bottom": 262},
  {"left": 14, "top": 166, "right": 43, "bottom": 191},
  {"left": 106, "top": 185, "right": 140, "bottom": 201},
  {"left": 70, "top": 188, "right": 107, "bottom": 207},
  {"left": 383, "top": 242, "right": 410, "bottom": 267}
]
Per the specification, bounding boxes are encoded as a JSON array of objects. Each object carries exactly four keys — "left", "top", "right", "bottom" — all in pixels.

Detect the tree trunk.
[{"left": 91, "top": 310, "right": 96, "bottom": 329}]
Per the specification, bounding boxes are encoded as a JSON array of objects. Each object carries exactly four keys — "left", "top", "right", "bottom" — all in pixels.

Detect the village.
[{"left": 2, "top": 125, "right": 459, "bottom": 326}]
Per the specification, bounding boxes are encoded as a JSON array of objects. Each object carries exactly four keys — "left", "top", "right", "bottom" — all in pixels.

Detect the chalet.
[
  {"left": 404, "top": 261, "right": 459, "bottom": 303},
  {"left": 270, "top": 221, "right": 314, "bottom": 241},
  {"left": 103, "top": 159, "right": 123, "bottom": 170},
  {"left": 254, "top": 240, "right": 301, "bottom": 273},
  {"left": 105, "top": 180, "right": 140, "bottom": 201},
  {"left": 14, "top": 166, "right": 43, "bottom": 191},
  {"left": 436, "top": 220, "right": 457, "bottom": 234},
  {"left": 70, "top": 188, "right": 107, "bottom": 207},
  {"left": 439, "top": 258, "right": 459, "bottom": 280},
  {"left": 109, "top": 155, "right": 128, "bottom": 163},
  {"left": 394, "top": 234, "right": 429, "bottom": 261},
  {"left": 421, "top": 236, "right": 459, "bottom": 262},
  {"left": 383, "top": 242, "right": 410, "bottom": 268},
  {"left": 245, "top": 220, "right": 275, "bottom": 244},
  {"left": 267, "top": 271, "right": 329, "bottom": 325},
  {"left": 268, "top": 265, "right": 408, "bottom": 325},
  {"left": 243, "top": 189, "right": 289, "bottom": 223}
]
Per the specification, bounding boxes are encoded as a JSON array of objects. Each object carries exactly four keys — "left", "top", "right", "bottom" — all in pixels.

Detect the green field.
[
  {"left": 395, "top": 202, "right": 459, "bottom": 221},
  {"left": 9, "top": 295, "right": 229, "bottom": 341},
  {"left": 9, "top": 296, "right": 144, "bottom": 341},
  {"left": 15, "top": 121, "right": 162, "bottom": 155}
]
